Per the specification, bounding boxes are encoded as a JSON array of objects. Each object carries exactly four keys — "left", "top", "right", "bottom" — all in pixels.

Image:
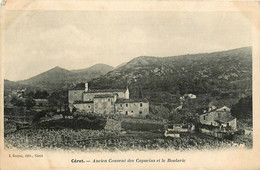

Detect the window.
[
  {"left": 126, "top": 103, "right": 128, "bottom": 107},
  {"left": 139, "top": 111, "right": 142, "bottom": 114},
  {"left": 88, "top": 105, "right": 91, "bottom": 108},
  {"left": 126, "top": 111, "right": 128, "bottom": 115},
  {"left": 108, "top": 98, "right": 110, "bottom": 101},
  {"left": 203, "top": 116, "right": 206, "bottom": 120},
  {"left": 140, "top": 103, "right": 143, "bottom": 107},
  {"left": 120, "top": 104, "right": 122, "bottom": 107}
]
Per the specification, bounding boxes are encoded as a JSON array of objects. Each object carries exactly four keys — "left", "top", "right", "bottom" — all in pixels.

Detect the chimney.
[
  {"left": 125, "top": 87, "right": 129, "bottom": 99},
  {"left": 85, "top": 83, "right": 88, "bottom": 92}
]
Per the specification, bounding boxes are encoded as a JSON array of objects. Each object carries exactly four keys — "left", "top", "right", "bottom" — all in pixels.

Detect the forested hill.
[{"left": 89, "top": 47, "right": 252, "bottom": 104}]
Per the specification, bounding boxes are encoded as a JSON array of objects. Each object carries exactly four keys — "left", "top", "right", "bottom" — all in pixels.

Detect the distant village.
[
  {"left": 65, "top": 82, "right": 247, "bottom": 139},
  {"left": 4, "top": 80, "right": 252, "bottom": 151}
]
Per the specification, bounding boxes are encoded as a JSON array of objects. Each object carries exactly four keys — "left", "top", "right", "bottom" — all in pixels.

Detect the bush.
[
  {"left": 32, "top": 111, "right": 46, "bottom": 123},
  {"left": 231, "top": 95, "right": 252, "bottom": 119}
]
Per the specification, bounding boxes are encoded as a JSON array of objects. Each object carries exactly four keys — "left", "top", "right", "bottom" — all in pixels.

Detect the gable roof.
[
  {"left": 83, "top": 89, "right": 126, "bottom": 93},
  {"left": 93, "top": 94, "right": 115, "bottom": 98},
  {"left": 216, "top": 106, "right": 230, "bottom": 112},
  {"left": 198, "top": 105, "right": 230, "bottom": 115},
  {"left": 116, "top": 98, "right": 149, "bottom": 103},
  {"left": 70, "top": 87, "right": 85, "bottom": 90},
  {"left": 215, "top": 115, "right": 236, "bottom": 123}
]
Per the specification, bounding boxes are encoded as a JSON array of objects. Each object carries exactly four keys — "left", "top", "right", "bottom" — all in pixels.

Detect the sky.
[{"left": 4, "top": 11, "right": 251, "bottom": 81}]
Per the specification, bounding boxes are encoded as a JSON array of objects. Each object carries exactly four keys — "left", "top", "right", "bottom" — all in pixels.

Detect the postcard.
[{"left": 0, "top": 0, "right": 260, "bottom": 169}]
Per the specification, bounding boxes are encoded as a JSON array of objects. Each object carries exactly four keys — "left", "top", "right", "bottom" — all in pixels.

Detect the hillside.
[
  {"left": 71, "top": 63, "right": 114, "bottom": 75},
  {"left": 89, "top": 47, "right": 252, "bottom": 107},
  {"left": 19, "top": 66, "right": 73, "bottom": 84},
  {"left": 4, "top": 79, "right": 40, "bottom": 93},
  {"left": 16, "top": 64, "right": 114, "bottom": 90}
]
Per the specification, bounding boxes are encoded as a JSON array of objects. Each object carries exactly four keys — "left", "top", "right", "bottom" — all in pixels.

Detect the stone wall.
[
  {"left": 94, "top": 97, "right": 115, "bottom": 114},
  {"left": 115, "top": 102, "right": 149, "bottom": 117},
  {"left": 68, "top": 90, "right": 84, "bottom": 104},
  {"left": 73, "top": 103, "right": 94, "bottom": 113}
]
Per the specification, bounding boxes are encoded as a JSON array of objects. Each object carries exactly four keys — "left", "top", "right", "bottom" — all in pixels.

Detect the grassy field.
[{"left": 121, "top": 117, "right": 166, "bottom": 132}]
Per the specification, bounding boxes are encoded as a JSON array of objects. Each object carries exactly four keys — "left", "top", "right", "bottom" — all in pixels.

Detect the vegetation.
[
  {"left": 47, "top": 91, "right": 68, "bottom": 111},
  {"left": 121, "top": 118, "right": 166, "bottom": 132},
  {"left": 35, "top": 117, "right": 106, "bottom": 130},
  {"left": 10, "top": 97, "right": 24, "bottom": 107},
  {"left": 231, "top": 95, "right": 252, "bottom": 119},
  {"left": 25, "top": 98, "right": 36, "bottom": 110},
  {"left": 34, "top": 90, "right": 49, "bottom": 99},
  {"left": 231, "top": 96, "right": 252, "bottom": 127},
  {"left": 5, "top": 129, "right": 251, "bottom": 151},
  {"left": 4, "top": 47, "right": 253, "bottom": 151},
  {"left": 14, "top": 64, "right": 114, "bottom": 90},
  {"left": 88, "top": 47, "right": 252, "bottom": 114}
]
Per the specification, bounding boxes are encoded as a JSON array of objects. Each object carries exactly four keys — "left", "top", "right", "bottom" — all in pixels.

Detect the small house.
[{"left": 199, "top": 106, "right": 237, "bottom": 131}]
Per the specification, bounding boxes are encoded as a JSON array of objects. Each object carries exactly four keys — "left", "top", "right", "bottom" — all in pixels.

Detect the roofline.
[
  {"left": 93, "top": 96, "right": 115, "bottom": 98},
  {"left": 115, "top": 99, "right": 149, "bottom": 103},
  {"left": 69, "top": 89, "right": 85, "bottom": 91},
  {"left": 83, "top": 90, "right": 126, "bottom": 93}
]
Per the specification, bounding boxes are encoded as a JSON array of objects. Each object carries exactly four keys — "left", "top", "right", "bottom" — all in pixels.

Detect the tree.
[
  {"left": 25, "top": 98, "right": 36, "bottom": 110},
  {"left": 10, "top": 97, "right": 18, "bottom": 105},
  {"left": 231, "top": 95, "right": 252, "bottom": 119},
  {"left": 35, "top": 90, "right": 49, "bottom": 99},
  {"left": 48, "top": 90, "right": 68, "bottom": 111},
  {"left": 32, "top": 111, "right": 46, "bottom": 123},
  {"left": 26, "top": 91, "right": 35, "bottom": 98},
  {"left": 15, "top": 100, "right": 25, "bottom": 107},
  {"left": 10, "top": 97, "right": 24, "bottom": 107},
  {"left": 168, "top": 110, "right": 182, "bottom": 124},
  {"left": 48, "top": 92, "right": 59, "bottom": 110}
]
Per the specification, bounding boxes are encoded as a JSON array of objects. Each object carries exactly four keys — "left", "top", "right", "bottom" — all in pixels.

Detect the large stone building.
[
  {"left": 199, "top": 106, "right": 237, "bottom": 130},
  {"left": 68, "top": 83, "right": 149, "bottom": 117},
  {"left": 115, "top": 98, "right": 149, "bottom": 117}
]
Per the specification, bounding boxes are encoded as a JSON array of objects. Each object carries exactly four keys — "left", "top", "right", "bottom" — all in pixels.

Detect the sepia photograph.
[{"left": 1, "top": 1, "right": 259, "bottom": 169}]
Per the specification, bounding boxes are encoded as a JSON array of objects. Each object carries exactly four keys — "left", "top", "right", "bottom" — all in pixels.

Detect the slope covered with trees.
[
  {"left": 89, "top": 47, "right": 252, "bottom": 105},
  {"left": 231, "top": 95, "right": 252, "bottom": 119}
]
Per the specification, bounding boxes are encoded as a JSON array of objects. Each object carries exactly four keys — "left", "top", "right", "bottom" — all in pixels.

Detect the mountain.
[
  {"left": 89, "top": 47, "right": 252, "bottom": 106},
  {"left": 71, "top": 63, "right": 114, "bottom": 75},
  {"left": 20, "top": 66, "right": 73, "bottom": 84},
  {"left": 4, "top": 79, "right": 39, "bottom": 91},
  {"left": 116, "top": 62, "right": 127, "bottom": 69},
  {"left": 17, "top": 64, "right": 114, "bottom": 90}
]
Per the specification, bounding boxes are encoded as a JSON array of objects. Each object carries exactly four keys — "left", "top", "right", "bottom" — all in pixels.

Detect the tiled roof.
[
  {"left": 215, "top": 116, "right": 236, "bottom": 123},
  {"left": 93, "top": 94, "right": 115, "bottom": 98},
  {"left": 74, "top": 101, "right": 93, "bottom": 104},
  {"left": 116, "top": 98, "right": 149, "bottom": 103},
  {"left": 70, "top": 87, "right": 85, "bottom": 90},
  {"left": 198, "top": 105, "right": 230, "bottom": 115},
  {"left": 84, "top": 89, "right": 126, "bottom": 93}
]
